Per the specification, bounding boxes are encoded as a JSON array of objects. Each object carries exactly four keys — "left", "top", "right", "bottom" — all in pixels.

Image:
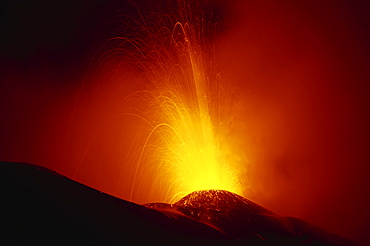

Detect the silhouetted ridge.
[{"left": 2, "top": 162, "right": 359, "bottom": 245}]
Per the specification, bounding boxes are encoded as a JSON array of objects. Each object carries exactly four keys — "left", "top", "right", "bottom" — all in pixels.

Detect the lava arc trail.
[
  {"left": 73, "top": 0, "right": 246, "bottom": 203},
  {"left": 0, "top": 0, "right": 369, "bottom": 244}
]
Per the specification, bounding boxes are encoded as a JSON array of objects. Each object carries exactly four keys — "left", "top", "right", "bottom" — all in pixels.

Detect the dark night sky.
[{"left": 0, "top": 0, "right": 369, "bottom": 245}]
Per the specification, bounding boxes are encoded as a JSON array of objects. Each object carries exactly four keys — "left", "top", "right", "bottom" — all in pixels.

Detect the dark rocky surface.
[
  {"left": 1, "top": 161, "right": 358, "bottom": 245},
  {"left": 147, "top": 190, "right": 359, "bottom": 245}
]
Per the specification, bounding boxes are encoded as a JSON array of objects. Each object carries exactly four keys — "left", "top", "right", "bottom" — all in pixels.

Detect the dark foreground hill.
[{"left": 0, "top": 161, "right": 357, "bottom": 245}]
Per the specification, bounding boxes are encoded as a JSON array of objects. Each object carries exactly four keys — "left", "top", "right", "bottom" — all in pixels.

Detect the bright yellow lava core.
[
  {"left": 104, "top": 2, "right": 247, "bottom": 204},
  {"left": 127, "top": 17, "right": 243, "bottom": 203}
]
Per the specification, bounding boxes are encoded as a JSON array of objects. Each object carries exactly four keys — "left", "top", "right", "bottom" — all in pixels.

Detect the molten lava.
[
  {"left": 1, "top": 0, "right": 368, "bottom": 244},
  {"left": 145, "top": 189, "right": 284, "bottom": 239},
  {"left": 144, "top": 190, "right": 358, "bottom": 245},
  {"left": 86, "top": 0, "right": 245, "bottom": 203}
]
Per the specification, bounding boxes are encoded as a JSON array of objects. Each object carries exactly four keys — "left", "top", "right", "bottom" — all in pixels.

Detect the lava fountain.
[
  {"left": 0, "top": 0, "right": 368, "bottom": 244},
  {"left": 73, "top": 0, "right": 245, "bottom": 203}
]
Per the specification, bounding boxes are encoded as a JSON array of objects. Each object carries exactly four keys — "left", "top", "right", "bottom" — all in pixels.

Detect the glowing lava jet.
[{"left": 97, "top": 0, "right": 246, "bottom": 202}]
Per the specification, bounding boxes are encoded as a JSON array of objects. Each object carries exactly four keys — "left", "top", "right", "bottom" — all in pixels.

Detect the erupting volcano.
[
  {"left": 69, "top": 0, "right": 246, "bottom": 203},
  {"left": 1, "top": 0, "right": 368, "bottom": 245},
  {"left": 0, "top": 162, "right": 358, "bottom": 245}
]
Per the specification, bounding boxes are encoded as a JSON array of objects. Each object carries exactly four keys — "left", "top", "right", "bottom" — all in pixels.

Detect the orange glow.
[
  {"left": 1, "top": 1, "right": 369, "bottom": 244},
  {"left": 128, "top": 38, "right": 242, "bottom": 201},
  {"left": 98, "top": 3, "right": 244, "bottom": 202}
]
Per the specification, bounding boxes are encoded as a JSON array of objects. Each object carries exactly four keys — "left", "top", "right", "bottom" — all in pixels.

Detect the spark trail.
[{"left": 86, "top": 0, "right": 245, "bottom": 203}]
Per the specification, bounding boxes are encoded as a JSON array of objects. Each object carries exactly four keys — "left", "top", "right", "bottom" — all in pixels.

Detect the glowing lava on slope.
[
  {"left": 145, "top": 189, "right": 357, "bottom": 245},
  {"left": 1, "top": 0, "right": 369, "bottom": 244}
]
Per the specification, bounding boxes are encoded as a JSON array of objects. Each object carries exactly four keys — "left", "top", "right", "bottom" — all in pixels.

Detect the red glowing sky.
[{"left": 0, "top": 0, "right": 369, "bottom": 245}]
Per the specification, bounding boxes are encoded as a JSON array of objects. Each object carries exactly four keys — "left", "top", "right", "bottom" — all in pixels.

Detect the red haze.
[
  {"left": 222, "top": 1, "right": 370, "bottom": 244},
  {"left": 0, "top": 0, "right": 369, "bottom": 245}
]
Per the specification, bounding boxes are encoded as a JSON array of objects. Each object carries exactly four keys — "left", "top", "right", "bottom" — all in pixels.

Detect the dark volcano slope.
[
  {"left": 0, "top": 162, "right": 357, "bottom": 245},
  {"left": 146, "top": 190, "right": 358, "bottom": 246},
  {"left": 0, "top": 162, "right": 226, "bottom": 245}
]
